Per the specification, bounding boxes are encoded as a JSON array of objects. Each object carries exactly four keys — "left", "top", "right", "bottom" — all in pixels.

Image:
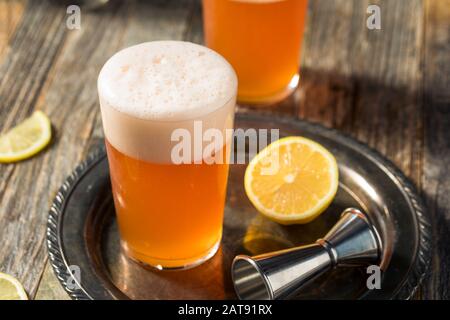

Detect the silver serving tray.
[{"left": 47, "top": 113, "right": 431, "bottom": 300}]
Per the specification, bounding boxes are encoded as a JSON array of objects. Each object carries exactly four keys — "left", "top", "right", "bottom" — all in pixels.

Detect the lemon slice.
[
  {"left": 0, "top": 273, "right": 28, "bottom": 300},
  {"left": 0, "top": 111, "right": 51, "bottom": 163},
  {"left": 244, "top": 136, "right": 339, "bottom": 225}
]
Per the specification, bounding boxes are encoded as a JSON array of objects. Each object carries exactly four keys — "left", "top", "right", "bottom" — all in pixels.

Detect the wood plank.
[
  {"left": 421, "top": 0, "right": 450, "bottom": 300},
  {"left": 299, "top": 0, "right": 424, "bottom": 182},
  {"left": 0, "top": 0, "right": 68, "bottom": 298},
  {"left": 0, "top": 0, "right": 26, "bottom": 62},
  {"left": 33, "top": 0, "right": 195, "bottom": 299}
]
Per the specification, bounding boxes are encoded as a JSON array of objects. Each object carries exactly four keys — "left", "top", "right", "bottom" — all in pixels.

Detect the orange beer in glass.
[
  {"left": 203, "top": 0, "right": 308, "bottom": 104},
  {"left": 98, "top": 41, "right": 237, "bottom": 269}
]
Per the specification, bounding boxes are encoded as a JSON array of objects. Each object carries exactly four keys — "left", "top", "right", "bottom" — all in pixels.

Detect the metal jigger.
[{"left": 231, "top": 208, "right": 382, "bottom": 300}]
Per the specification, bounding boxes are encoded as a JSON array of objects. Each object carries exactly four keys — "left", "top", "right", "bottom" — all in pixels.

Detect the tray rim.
[{"left": 46, "top": 113, "right": 432, "bottom": 300}]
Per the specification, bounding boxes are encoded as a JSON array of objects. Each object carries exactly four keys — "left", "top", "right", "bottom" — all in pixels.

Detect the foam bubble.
[{"left": 98, "top": 41, "right": 237, "bottom": 121}]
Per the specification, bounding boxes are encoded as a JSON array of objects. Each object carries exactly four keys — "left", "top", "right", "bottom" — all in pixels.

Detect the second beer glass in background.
[{"left": 203, "top": 0, "right": 308, "bottom": 105}]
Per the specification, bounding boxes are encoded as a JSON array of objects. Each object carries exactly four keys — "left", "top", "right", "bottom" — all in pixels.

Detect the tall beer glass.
[
  {"left": 203, "top": 0, "right": 308, "bottom": 104},
  {"left": 98, "top": 41, "right": 237, "bottom": 269}
]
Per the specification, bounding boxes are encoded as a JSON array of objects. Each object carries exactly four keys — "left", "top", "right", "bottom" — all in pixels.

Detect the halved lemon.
[
  {"left": 0, "top": 111, "right": 51, "bottom": 163},
  {"left": 0, "top": 273, "right": 28, "bottom": 300},
  {"left": 244, "top": 136, "right": 339, "bottom": 225}
]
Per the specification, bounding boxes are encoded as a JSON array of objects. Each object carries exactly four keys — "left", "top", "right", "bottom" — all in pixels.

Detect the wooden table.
[{"left": 0, "top": 0, "right": 448, "bottom": 300}]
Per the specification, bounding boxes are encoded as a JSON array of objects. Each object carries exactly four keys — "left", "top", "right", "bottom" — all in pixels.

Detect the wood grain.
[
  {"left": 421, "top": 0, "right": 450, "bottom": 300},
  {"left": 0, "top": 0, "right": 68, "bottom": 298},
  {"left": 298, "top": 0, "right": 423, "bottom": 181}
]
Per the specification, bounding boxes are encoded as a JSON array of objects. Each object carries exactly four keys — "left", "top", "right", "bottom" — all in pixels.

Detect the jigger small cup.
[{"left": 231, "top": 208, "right": 382, "bottom": 300}]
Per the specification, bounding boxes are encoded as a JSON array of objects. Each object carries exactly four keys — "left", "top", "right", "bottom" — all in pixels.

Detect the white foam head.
[
  {"left": 98, "top": 41, "right": 237, "bottom": 121},
  {"left": 98, "top": 41, "right": 237, "bottom": 163}
]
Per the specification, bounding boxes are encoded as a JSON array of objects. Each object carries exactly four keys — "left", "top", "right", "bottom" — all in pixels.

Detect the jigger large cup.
[{"left": 231, "top": 208, "right": 382, "bottom": 300}]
